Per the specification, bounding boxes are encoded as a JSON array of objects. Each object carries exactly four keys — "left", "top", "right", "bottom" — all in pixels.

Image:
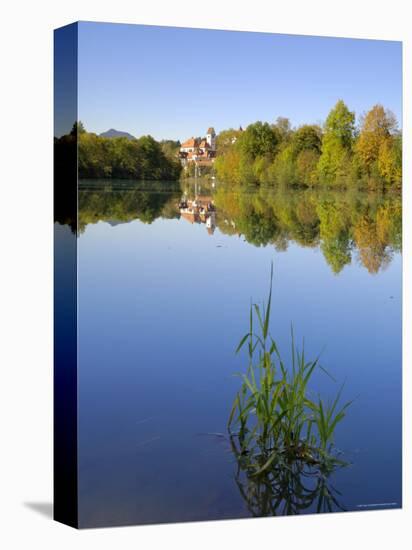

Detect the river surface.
[{"left": 73, "top": 179, "right": 401, "bottom": 527}]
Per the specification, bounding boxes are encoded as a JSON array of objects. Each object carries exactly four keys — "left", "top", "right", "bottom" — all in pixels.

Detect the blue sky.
[{"left": 78, "top": 22, "right": 402, "bottom": 141}]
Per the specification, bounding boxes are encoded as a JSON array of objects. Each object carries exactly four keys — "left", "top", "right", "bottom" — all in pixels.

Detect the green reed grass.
[{"left": 228, "top": 264, "right": 352, "bottom": 477}]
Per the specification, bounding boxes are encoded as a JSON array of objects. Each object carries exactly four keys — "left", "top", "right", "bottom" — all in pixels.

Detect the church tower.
[{"left": 206, "top": 127, "right": 216, "bottom": 150}]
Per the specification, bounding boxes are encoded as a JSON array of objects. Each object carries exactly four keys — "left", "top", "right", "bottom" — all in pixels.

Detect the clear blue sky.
[{"left": 78, "top": 21, "right": 402, "bottom": 141}]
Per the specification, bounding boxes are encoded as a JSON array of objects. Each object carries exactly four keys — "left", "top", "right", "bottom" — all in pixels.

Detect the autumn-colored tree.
[
  {"left": 214, "top": 147, "right": 242, "bottom": 184},
  {"left": 207, "top": 102, "right": 401, "bottom": 189},
  {"left": 378, "top": 134, "right": 402, "bottom": 187},
  {"left": 356, "top": 104, "right": 398, "bottom": 173},
  {"left": 296, "top": 150, "right": 319, "bottom": 185}
]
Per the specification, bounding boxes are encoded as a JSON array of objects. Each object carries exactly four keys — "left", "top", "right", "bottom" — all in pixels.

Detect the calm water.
[{"left": 75, "top": 179, "right": 402, "bottom": 527}]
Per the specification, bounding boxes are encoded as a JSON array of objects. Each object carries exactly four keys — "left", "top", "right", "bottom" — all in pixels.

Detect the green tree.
[
  {"left": 78, "top": 131, "right": 181, "bottom": 180},
  {"left": 323, "top": 100, "right": 355, "bottom": 148},
  {"left": 268, "top": 144, "right": 297, "bottom": 185},
  {"left": 273, "top": 117, "right": 292, "bottom": 142},
  {"left": 238, "top": 122, "right": 280, "bottom": 160},
  {"left": 293, "top": 124, "right": 322, "bottom": 154},
  {"left": 318, "top": 100, "right": 355, "bottom": 185},
  {"left": 216, "top": 128, "right": 242, "bottom": 155},
  {"left": 70, "top": 120, "right": 86, "bottom": 137},
  {"left": 160, "top": 139, "right": 180, "bottom": 160}
]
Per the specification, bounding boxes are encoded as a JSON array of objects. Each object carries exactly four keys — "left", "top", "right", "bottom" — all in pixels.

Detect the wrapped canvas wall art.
[{"left": 54, "top": 21, "right": 402, "bottom": 528}]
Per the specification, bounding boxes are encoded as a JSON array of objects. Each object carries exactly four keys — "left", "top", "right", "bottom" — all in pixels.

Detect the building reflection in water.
[{"left": 179, "top": 195, "right": 216, "bottom": 236}]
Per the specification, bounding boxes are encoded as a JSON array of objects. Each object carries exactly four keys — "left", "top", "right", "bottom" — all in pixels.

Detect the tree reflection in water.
[
  {"left": 184, "top": 179, "right": 402, "bottom": 275},
  {"left": 78, "top": 178, "right": 402, "bottom": 275}
]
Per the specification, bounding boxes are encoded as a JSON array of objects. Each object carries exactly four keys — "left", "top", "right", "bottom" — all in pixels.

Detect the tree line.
[
  {"left": 76, "top": 123, "right": 182, "bottom": 180},
  {"left": 214, "top": 101, "right": 402, "bottom": 189}
]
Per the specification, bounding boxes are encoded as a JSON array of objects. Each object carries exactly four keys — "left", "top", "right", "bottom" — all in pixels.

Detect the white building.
[{"left": 179, "top": 127, "right": 217, "bottom": 165}]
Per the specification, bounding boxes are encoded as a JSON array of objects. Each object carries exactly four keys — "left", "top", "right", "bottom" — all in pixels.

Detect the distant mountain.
[
  {"left": 107, "top": 220, "right": 130, "bottom": 227},
  {"left": 100, "top": 129, "right": 136, "bottom": 140}
]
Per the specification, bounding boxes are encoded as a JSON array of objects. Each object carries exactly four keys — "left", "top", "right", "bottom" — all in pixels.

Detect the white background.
[{"left": 0, "top": 0, "right": 410, "bottom": 548}]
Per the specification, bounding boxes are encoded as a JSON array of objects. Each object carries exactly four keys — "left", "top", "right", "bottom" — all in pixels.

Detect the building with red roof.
[{"left": 179, "top": 127, "right": 217, "bottom": 166}]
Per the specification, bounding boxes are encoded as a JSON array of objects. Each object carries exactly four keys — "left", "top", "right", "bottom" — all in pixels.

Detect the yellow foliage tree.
[
  {"left": 356, "top": 104, "right": 397, "bottom": 174},
  {"left": 378, "top": 136, "right": 402, "bottom": 187}
]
